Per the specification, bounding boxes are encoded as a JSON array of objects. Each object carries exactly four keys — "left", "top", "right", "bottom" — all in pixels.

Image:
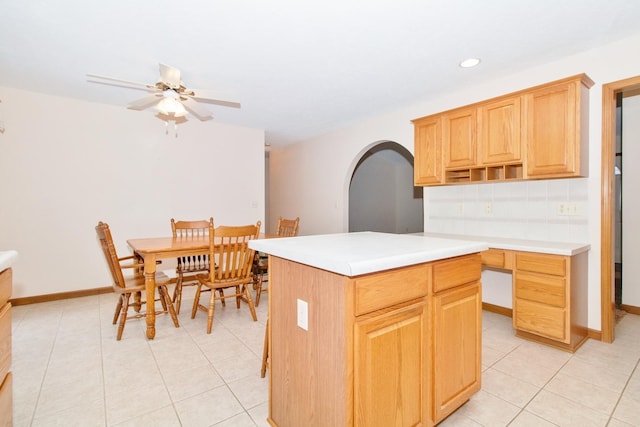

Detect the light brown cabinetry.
[
  {"left": 513, "top": 251, "right": 588, "bottom": 351},
  {"left": 480, "top": 95, "right": 522, "bottom": 165},
  {"left": 0, "top": 268, "right": 12, "bottom": 427},
  {"left": 430, "top": 254, "right": 481, "bottom": 424},
  {"left": 524, "top": 76, "right": 593, "bottom": 178},
  {"left": 412, "top": 74, "right": 593, "bottom": 186},
  {"left": 355, "top": 300, "right": 427, "bottom": 427},
  {"left": 268, "top": 253, "right": 482, "bottom": 427},
  {"left": 443, "top": 107, "right": 477, "bottom": 169},
  {"left": 413, "top": 115, "right": 443, "bottom": 185}
]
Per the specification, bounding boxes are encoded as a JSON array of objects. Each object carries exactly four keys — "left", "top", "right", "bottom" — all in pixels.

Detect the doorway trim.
[{"left": 601, "top": 75, "right": 640, "bottom": 343}]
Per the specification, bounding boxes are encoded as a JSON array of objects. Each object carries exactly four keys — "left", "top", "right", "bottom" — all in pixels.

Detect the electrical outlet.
[
  {"left": 485, "top": 202, "right": 493, "bottom": 215},
  {"left": 457, "top": 202, "right": 464, "bottom": 215},
  {"left": 558, "top": 202, "right": 578, "bottom": 216},
  {"left": 557, "top": 203, "right": 567, "bottom": 216},
  {"left": 297, "top": 299, "right": 308, "bottom": 331}
]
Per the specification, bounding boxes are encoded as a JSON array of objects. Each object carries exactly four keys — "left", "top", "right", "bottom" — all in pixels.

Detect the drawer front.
[
  {"left": 432, "top": 254, "right": 481, "bottom": 293},
  {"left": 515, "top": 272, "right": 565, "bottom": 308},
  {"left": 481, "top": 249, "right": 505, "bottom": 268},
  {"left": 0, "top": 371, "right": 12, "bottom": 427},
  {"left": 516, "top": 252, "right": 566, "bottom": 276},
  {"left": 0, "top": 268, "right": 10, "bottom": 307},
  {"left": 514, "top": 299, "right": 567, "bottom": 342},
  {"left": 355, "top": 264, "right": 429, "bottom": 316},
  {"left": 0, "top": 303, "right": 10, "bottom": 382}
]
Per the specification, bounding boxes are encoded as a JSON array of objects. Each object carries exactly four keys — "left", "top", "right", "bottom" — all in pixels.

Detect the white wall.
[
  {"left": 268, "top": 32, "right": 640, "bottom": 331},
  {"left": 0, "top": 87, "right": 265, "bottom": 298},
  {"left": 622, "top": 93, "right": 640, "bottom": 307}
]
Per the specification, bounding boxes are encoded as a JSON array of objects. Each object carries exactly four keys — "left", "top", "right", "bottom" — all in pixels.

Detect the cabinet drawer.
[
  {"left": 514, "top": 299, "right": 567, "bottom": 342},
  {"left": 0, "top": 371, "right": 12, "bottom": 427},
  {"left": 0, "top": 303, "right": 10, "bottom": 382},
  {"left": 0, "top": 268, "right": 10, "bottom": 307},
  {"left": 515, "top": 272, "right": 565, "bottom": 307},
  {"left": 516, "top": 252, "right": 566, "bottom": 276},
  {"left": 432, "top": 254, "right": 481, "bottom": 293},
  {"left": 481, "top": 249, "right": 506, "bottom": 269},
  {"left": 355, "top": 264, "right": 429, "bottom": 316}
]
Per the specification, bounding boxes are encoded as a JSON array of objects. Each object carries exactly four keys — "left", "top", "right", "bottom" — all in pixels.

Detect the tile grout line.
[{"left": 605, "top": 356, "right": 640, "bottom": 426}]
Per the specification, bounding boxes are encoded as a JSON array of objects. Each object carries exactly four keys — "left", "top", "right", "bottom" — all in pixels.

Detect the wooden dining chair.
[
  {"left": 192, "top": 220, "right": 261, "bottom": 333},
  {"left": 170, "top": 217, "right": 213, "bottom": 314},
  {"left": 95, "top": 222, "right": 179, "bottom": 340},
  {"left": 253, "top": 216, "right": 299, "bottom": 306}
]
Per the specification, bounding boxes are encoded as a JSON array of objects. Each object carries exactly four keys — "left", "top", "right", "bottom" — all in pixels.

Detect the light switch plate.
[{"left": 297, "top": 299, "right": 308, "bottom": 331}]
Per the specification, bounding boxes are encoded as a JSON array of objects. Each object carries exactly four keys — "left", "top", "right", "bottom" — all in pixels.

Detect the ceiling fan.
[{"left": 87, "top": 63, "right": 240, "bottom": 121}]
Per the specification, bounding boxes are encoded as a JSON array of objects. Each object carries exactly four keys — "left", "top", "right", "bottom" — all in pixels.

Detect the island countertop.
[
  {"left": 0, "top": 250, "right": 18, "bottom": 272},
  {"left": 249, "top": 231, "right": 488, "bottom": 276}
]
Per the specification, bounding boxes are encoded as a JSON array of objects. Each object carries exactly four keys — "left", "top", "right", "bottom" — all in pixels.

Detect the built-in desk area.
[{"left": 424, "top": 233, "right": 590, "bottom": 352}]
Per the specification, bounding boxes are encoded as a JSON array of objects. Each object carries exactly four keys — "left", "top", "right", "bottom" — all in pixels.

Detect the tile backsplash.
[{"left": 425, "top": 178, "right": 589, "bottom": 243}]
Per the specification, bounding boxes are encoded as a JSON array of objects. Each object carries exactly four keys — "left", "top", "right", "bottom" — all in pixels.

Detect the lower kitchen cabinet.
[
  {"left": 355, "top": 300, "right": 428, "bottom": 427},
  {"left": 0, "top": 267, "right": 12, "bottom": 426},
  {"left": 268, "top": 252, "right": 483, "bottom": 427},
  {"left": 431, "top": 280, "right": 482, "bottom": 424},
  {"left": 513, "top": 251, "right": 588, "bottom": 351}
]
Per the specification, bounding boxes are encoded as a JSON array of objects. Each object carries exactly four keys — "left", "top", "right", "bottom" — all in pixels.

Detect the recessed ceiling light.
[{"left": 459, "top": 58, "right": 481, "bottom": 68}]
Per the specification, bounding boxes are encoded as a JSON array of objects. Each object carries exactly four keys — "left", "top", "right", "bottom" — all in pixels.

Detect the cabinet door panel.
[
  {"left": 443, "top": 108, "right": 477, "bottom": 168},
  {"left": 432, "top": 282, "right": 481, "bottom": 423},
  {"left": 0, "top": 304, "right": 10, "bottom": 383},
  {"left": 0, "top": 372, "right": 12, "bottom": 427},
  {"left": 355, "top": 301, "right": 427, "bottom": 427},
  {"left": 480, "top": 96, "right": 522, "bottom": 164},
  {"left": 525, "top": 82, "right": 577, "bottom": 177},
  {"left": 414, "top": 116, "right": 442, "bottom": 185}
]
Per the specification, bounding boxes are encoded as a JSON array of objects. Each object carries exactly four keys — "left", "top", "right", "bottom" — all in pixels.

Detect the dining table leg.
[{"left": 143, "top": 254, "right": 157, "bottom": 339}]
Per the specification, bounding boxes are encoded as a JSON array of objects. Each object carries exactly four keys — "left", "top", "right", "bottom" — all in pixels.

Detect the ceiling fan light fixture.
[
  {"left": 156, "top": 97, "right": 188, "bottom": 117},
  {"left": 459, "top": 57, "right": 481, "bottom": 68}
]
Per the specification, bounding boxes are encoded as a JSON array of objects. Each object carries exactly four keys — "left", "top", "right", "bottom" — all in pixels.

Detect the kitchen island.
[{"left": 249, "top": 232, "right": 488, "bottom": 427}]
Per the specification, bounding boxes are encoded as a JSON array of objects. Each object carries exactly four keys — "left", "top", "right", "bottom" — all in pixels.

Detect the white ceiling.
[{"left": 2, "top": 0, "right": 640, "bottom": 146}]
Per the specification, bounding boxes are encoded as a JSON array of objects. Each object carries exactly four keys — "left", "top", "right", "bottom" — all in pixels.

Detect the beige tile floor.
[{"left": 9, "top": 286, "right": 640, "bottom": 427}]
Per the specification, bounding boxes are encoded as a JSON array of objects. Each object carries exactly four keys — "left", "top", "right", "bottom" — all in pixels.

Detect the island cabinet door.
[
  {"left": 354, "top": 299, "right": 428, "bottom": 427},
  {"left": 431, "top": 281, "right": 482, "bottom": 424}
]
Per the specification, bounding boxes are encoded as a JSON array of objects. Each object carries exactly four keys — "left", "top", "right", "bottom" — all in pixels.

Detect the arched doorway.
[{"left": 348, "top": 141, "right": 423, "bottom": 233}]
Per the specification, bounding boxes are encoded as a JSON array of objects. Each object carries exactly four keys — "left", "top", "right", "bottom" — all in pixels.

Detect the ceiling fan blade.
[
  {"left": 86, "top": 73, "right": 156, "bottom": 90},
  {"left": 159, "top": 64, "right": 181, "bottom": 89},
  {"left": 128, "top": 94, "right": 162, "bottom": 110},
  {"left": 180, "top": 97, "right": 213, "bottom": 121},
  {"left": 191, "top": 96, "right": 241, "bottom": 109}
]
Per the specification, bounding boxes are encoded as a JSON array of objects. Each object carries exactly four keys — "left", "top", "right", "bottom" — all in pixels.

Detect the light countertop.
[
  {"left": 0, "top": 250, "right": 18, "bottom": 272},
  {"left": 419, "top": 233, "right": 590, "bottom": 256},
  {"left": 249, "top": 231, "right": 488, "bottom": 276}
]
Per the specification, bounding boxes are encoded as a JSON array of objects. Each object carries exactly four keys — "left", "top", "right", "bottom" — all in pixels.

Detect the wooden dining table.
[{"left": 127, "top": 233, "right": 274, "bottom": 339}]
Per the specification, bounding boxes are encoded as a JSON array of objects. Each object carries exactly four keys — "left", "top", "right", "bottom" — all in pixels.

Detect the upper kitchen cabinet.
[
  {"left": 524, "top": 74, "right": 594, "bottom": 178},
  {"left": 480, "top": 95, "right": 522, "bottom": 165},
  {"left": 412, "top": 73, "right": 593, "bottom": 186},
  {"left": 443, "top": 106, "right": 477, "bottom": 169},
  {"left": 412, "top": 114, "right": 443, "bottom": 185}
]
